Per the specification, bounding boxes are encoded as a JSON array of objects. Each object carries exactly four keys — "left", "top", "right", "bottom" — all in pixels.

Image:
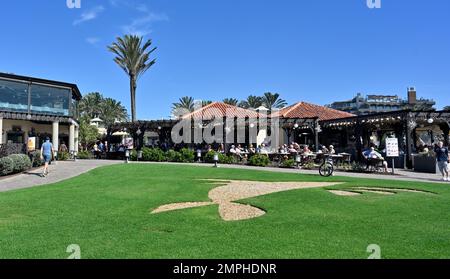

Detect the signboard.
[
  {"left": 27, "top": 137, "right": 36, "bottom": 152},
  {"left": 386, "top": 138, "right": 399, "bottom": 157},
  {"left": 124, "top": 137, "right": 134, "bottom": 149}
]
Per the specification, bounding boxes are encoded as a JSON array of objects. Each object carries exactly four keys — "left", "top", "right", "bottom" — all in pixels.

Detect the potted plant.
[{"left": 413, "top": 148, "right": 436, "bottom": 174}]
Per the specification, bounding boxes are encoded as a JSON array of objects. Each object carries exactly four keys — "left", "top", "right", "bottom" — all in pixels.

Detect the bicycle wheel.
[{"left": 319, "top": 162, "right": 334, "bottom": 177}]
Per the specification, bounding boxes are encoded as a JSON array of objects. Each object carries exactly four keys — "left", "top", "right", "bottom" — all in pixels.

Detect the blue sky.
[{"left": 1, "top": 0, "right": 449, "bottom": 119}]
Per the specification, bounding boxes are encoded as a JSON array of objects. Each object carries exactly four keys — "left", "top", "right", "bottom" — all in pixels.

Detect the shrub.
[
  {"left": 351, "top": 162, "right": 367, "bottom": 173},
  {"left": 302, "top": 161, "right": 316, "bottom": 170},
  {"left": 205, "top": 151, "right": 238, "bottom": 165},
  {"left": 166, "top": 150, "right": 183, "bottom": 162},
  {"left": 248, "top": 154, "right": 270, "bottom": 167},
  {"left": 0, "top": 154, "right": 31, "bottom": 176},
  {"left": 142, "top": 147, "right": 166, "bottom": 162},
  {"left": 179, "top": 148, "right": 195, "bottom": 163},
  {"left": 77, "top": 150, "right": 94, "bottom": 160},
  {"left": 58, "top": 151, "right": 70, "bottom": 161},
  {"left": 0, "top": 143, "right": 26, "bottom": 158},
  {"left": 204, "top": 151, "right": 217, "bottom": 163},
  {"left": 130, "top": 149, "right": 137, "bottom": 161},
  {"left": 29, "top": 150, "right": 44, "bottom": 167},
  {"left": 9, "top": 154, "right": 32, "bottom": 173},
  {"left": 280, "top": 159, "right": 295, "bottom": 168},
  {"left": 0, "top": 156, "right": 15, "bottom": 176}
]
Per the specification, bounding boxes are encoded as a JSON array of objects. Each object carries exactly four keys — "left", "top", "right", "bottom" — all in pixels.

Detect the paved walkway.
[
  {"left": 134, "top": 162, "right": 449, "bottom": 184},
  {"left": 1, "top": 159, "right": 447, "bottom": 193},
  {"left": 0, "top": 160, "right": 120, "bottom": 192}
]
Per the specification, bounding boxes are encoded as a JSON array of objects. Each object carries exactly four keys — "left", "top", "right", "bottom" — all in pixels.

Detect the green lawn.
[{"left": 0, "top": 163, "right": 449, "bottom": 259}]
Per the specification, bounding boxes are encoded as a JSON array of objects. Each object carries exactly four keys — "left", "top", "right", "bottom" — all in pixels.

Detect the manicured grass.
[{"left": 0, "top": 163, "right": 449, "bottom": 259}]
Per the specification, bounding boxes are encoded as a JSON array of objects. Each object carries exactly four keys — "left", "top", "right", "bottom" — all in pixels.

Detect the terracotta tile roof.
[
  {"left": 181, "top": 102, "right": 259, "bottom": 120},
  {"left": 271, "top": 102, "right": 355, "bottom": 121}
]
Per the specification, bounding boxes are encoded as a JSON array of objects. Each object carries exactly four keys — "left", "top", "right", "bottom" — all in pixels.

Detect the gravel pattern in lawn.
[{"left": 152, "top": 180, "right": 342, "bottom": 221}]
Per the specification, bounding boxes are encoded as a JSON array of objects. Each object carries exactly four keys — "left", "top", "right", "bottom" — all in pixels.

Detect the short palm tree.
[
  {"left": 238, "top": 95, "right": 263, "bottom": 109},
  {"left": 108, "top": 35, "right": 156, "bottom": 122},
  {"left": 262, "top": 92, "right": 287, "bottom": 110},
  {"left": 223, "top": 98, "right": 239, "bottom": 106},
  {"left": 172, "top": 96, "right": 195, "bottom": 116},
  {"left": 100, "top": 98, "right": 129, "bottom": 128},
  {"left": 79, "top": 92, "right": 103, "bottom": 119}
]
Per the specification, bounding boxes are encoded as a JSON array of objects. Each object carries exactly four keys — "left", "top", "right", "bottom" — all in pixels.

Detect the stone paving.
[
  {"left": 0, "top": 159, "right": 447, "bottom": 193},
  {"left": 0, "top": 160, "right": 120, "bottom": 192},
  {"left": 136, "top": 162, "right": 450, "bottom": 185}
]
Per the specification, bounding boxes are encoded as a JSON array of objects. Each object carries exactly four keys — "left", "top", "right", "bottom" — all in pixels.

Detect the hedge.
[
  {"left": 0, "top": 154, "right": 32, "bottom": 176},
  {"left": 248, "top": 154, "right": 270, "bottom": 167},
  {"left": 77, "top": 151, "right": 94, "bottom": 160}
]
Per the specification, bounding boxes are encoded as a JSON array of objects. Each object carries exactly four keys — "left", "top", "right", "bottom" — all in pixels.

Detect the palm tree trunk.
[{"left": 130, "top": 75, "right": 137, "bottom": 122}]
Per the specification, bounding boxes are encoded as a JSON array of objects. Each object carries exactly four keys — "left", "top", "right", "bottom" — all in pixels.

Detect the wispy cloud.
[
  {"left": 121, "top": 6, "right": 169, "bottom": 37},
  {"left": 73, "top": 6, "right": 105, "bottom": 26},
  {"left": 86, "top": 37, "right": 101, "bottom": 45}
]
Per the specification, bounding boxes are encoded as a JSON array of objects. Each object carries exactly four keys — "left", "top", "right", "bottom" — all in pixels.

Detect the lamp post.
[
  {"left": 213, "top": 153, "right": 219, "bottom": 168},
  {"left": 125, "top": 149, "right": 130, "bottom": 164},
  {"left": 136, "top": 128, "right": 142, "bottom": 150},
  {"left": 295, "top": 154, "right": 301, "bottom": 169},
  {"left": 197, "top": 149, "right": 202, "bottom": 163}
]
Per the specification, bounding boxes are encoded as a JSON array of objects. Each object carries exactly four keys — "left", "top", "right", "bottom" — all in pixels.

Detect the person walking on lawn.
[
  {"left": 40, "top": 137, "right": 54, "bottom": 177},
  {"left": 434, "top": 141, "right": 449, "bottom": 181}
]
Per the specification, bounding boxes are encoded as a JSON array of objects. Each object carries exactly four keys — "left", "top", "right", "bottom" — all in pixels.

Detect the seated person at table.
[
  {"left": 206, "top": 144, "right": 213, "bottom": 153},
  {"left": 302, "top": 145, "right": 312, "bottom": 155},
  {"left": 217, "top": 143, "right": 225, "bottom": 153},
  {"left": 236, "top": 144, "right": 243, "bottom": 154},
  {"left": 366, "top": 147, "right": 389, "bottom": 172},
  {"left": 328, "top": 145, "right": 336, "bottom": 155},
  {"left": 259, "top": 143, "right": 269, "bottom": 155},
  {"left": 237, "top": 144, "right": 246, "bottom": 159},
  {"left": 288, "top": 144, "right": 297, "bottom": 154},
  {"left": 230, "top": 144, "right": 243, "bottom": 160},
  {"left": 249, "top": 144, "right": 256, "bottom": 154},
  {"left": 229, "top": 145, "right": 237, "bottom": 154}
]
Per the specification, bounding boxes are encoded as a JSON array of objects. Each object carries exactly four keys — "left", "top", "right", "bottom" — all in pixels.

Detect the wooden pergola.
[
  {"left": 108, "top": 120, "right": 178, "bottom": 149},
  {"left": 319, "top": 110, "right": 450, "bottom": 167}
]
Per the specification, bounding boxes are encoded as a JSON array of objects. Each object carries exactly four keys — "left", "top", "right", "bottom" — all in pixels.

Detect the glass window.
[
  {"left": 30, "top": 84, "right": 70, "bottom": 116},
  {"left": 0, "top": 79, "right": 29, "bottom": 113}
]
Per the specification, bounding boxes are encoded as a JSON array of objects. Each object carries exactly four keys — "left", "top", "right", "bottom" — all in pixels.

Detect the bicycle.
[{"left": 319, "top": 154, "right": 334, "bottom": 177}]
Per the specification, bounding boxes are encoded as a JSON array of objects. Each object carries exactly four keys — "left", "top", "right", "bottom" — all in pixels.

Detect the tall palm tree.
[
  {"left": 223, "top": 98, "right": 239, "bottom": 106},
  {"left": 108, "top": 35, "right": 157, "bottom": 122},
  {"left": 172, "top": 96, "right": 195, "bottom": 116},
  {"left": 79, "top": 92, "right": 103, "bottom": 118},
  {"left": 100, "top": 98, "right": 129, "bottom": 128},
  {"left": 238, "top": 95, "right": 263, "bottom": 109},
  {"left": 262, "top": 92, "right": 287, "bottom": 109}
]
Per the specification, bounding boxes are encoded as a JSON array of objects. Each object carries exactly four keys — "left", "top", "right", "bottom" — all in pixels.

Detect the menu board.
[
  {"left": 27, "top": 137, "right": 36, "bottom": 152},
  {"left": 386, "top": 138, "right": 399, "bottom": 157}
]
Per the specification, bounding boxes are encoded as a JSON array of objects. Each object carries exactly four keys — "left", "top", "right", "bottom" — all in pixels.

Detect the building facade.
[
  {"left": 328, "top": 88, "right": 435, "bottom": 115},
  {"left": 0, "top": 73, "right": 81, "bottom": 154}
]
